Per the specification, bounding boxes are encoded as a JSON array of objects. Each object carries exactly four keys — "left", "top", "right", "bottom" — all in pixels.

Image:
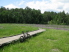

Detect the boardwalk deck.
[{"left": 0, "top": 29, "right": 45, "bottom": 46}]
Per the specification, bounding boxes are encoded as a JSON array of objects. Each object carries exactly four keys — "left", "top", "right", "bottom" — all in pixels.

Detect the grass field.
[
  {"left": 0, "top": 24, "right": 69, "bottom": 52},
  {"left": 0, "top": 24, "right": 38, "bottom": 38},
  {"left": 27, "top": 24, "right": 69, "bottom": 30}
]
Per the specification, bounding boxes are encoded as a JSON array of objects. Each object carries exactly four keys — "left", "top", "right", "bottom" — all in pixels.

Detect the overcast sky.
[{"left": 0, "top": 0, "right": 69, "bottom": 13}]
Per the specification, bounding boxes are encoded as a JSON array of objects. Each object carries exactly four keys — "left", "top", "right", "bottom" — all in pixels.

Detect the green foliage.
[
  {"left": 0, "top": 6, "right": 69, "bottom": 25},
  {"left": 0, "top": 28, "right": 69, "bottom": 52}
]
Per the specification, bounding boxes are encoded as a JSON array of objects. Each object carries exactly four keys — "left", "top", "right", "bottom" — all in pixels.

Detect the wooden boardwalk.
[{"left": 0, "top": 29, "right": 45, "bottom": 46}]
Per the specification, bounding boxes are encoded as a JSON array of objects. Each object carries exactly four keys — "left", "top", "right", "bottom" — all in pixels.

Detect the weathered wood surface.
[{"left": 0, "top": 29, "right": 45, "bottom": 46}]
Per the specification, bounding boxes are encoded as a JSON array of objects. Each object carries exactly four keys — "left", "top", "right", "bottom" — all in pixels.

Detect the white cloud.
[
  {"left": 51, "top": 0, "right": 69, "bottom": 3},
  {"left": 26, "top": 0, "right": 69, "bottom": 13},
  {"left": 4, "top": 4, "right": 19, "bottom": 9},
  {"left": 26, "top": 1, "right": 49, "bottom": 13},
  {"left": 19, "top": 1, "right": 24, "bottom": 5},
  {"left": 4, "top": 0, "right": 69, "bottom": 13},
  {"left": 63, "top": 3, "right": 69, "bottom": 13}
]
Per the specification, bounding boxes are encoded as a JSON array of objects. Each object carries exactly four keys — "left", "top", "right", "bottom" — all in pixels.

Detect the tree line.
[{"left": 0, "top": 6, "right": 69, "bottom": 25}]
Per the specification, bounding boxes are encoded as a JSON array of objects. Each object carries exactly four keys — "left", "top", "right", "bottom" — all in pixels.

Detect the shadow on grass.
[{"left": 0, "top": 32, "right": 44, "bottom": 50}]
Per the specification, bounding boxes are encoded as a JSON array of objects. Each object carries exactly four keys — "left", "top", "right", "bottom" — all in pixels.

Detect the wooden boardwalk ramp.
[{"left": 0, "top": 29, "right": 45, "bottom": 46}]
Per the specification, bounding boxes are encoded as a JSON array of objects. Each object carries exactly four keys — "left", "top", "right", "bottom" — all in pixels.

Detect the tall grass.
[
  {"left": 0, "top": 25, "right": 69, "bottom": 52},
  {"left": 0, "top": 24, "right": 38, "bottom": 38}
]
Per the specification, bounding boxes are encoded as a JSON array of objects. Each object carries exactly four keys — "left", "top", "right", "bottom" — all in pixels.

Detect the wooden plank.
[{"left": 0, "top": 29, "right": 45, "bottom": 46}]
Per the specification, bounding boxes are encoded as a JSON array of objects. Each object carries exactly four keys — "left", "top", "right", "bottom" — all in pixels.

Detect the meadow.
[
  {"left": 0, "top": 24, "right": 38, "bottom": 38},
  {"left": 0, "top": 24, "right": 69, "bottom": 52}
]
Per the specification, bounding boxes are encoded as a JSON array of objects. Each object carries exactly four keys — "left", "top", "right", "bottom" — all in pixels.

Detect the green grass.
[
  {"left": 0, "top": 24, "right": 69, "bottom": 52},
  {"left": 0, "top": 24, "right": 38, "bottom": 38}
]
